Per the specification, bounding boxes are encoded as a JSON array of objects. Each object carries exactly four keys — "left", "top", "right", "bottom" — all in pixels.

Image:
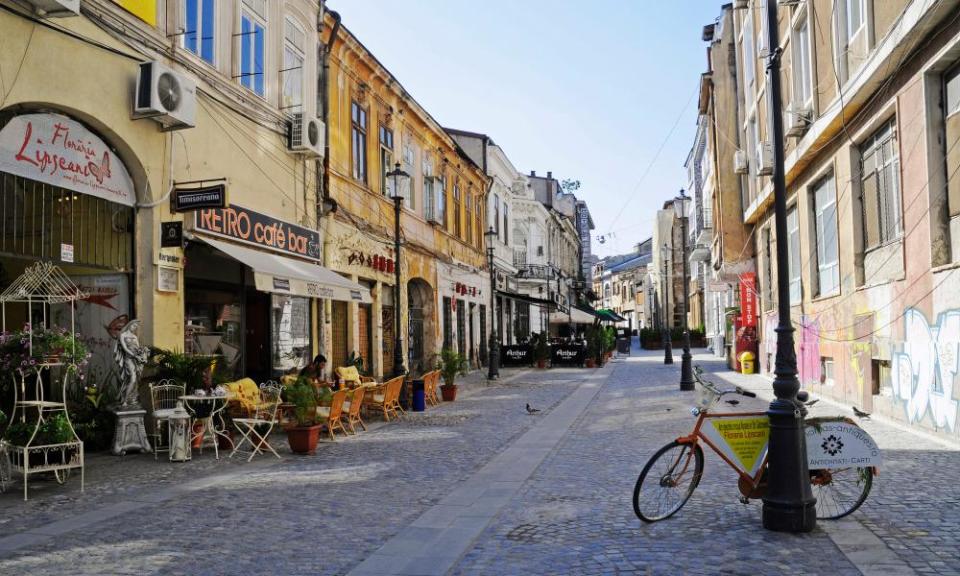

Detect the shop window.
[
  {"left": 183, "top": 0, "right": 215, "bottom": 65},
  {"left": 820, "top": 356, "right": 835, "bottom": 386},
  {"left": 239, "top": 1, "right": 266, "bottom": 97},
  {"left": 281, "top": 18, "right": 305, "bottom": 110},
  {"left": 271, "top": 294, "right": 310, "bottom": 374},
  {"left": 351, "top": 101, "right": 367, "bottom": 183}
]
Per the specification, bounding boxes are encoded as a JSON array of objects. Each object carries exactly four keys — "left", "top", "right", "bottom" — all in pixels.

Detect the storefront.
[
  {"left": 0, "top": 112, "right": 138, "bottom": 375},
  {"left": 186, "top": 205, "right": 370, "bottom": 382},
  {"left": 436, "top": 262, "right": 486, "bottom": 368}
]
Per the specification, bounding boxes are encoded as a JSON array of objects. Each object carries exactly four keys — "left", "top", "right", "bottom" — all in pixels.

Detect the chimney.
[
  {"left": 530, "top": 170, "right": 537, "bottom": 177},
  {"left": 547, "top": 171, "right": 552, "bottom": 179}
]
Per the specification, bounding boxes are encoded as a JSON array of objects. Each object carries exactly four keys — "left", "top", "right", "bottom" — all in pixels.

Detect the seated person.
[{"left": 299, "top": 354, "right": 328, "bottom": 382}]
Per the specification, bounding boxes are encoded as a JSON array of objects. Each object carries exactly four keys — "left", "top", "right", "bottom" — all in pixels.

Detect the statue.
[{"left": 115, "top": 319, "right": 149, "bottom": 408}]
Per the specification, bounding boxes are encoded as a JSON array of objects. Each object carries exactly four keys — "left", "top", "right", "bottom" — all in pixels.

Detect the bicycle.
[{"left": 632, "top": 368, "right": 880, "bottom": 523}]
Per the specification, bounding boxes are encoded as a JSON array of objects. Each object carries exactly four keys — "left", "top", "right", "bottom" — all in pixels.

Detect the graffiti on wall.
[
  {"left": 891, "top": 309, "right": 959, "bottom": 431},
  {"left": 798, "top": 316, "right": 821, "bottom": 387}
]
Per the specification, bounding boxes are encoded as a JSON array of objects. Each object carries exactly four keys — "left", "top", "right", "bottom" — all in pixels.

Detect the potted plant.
[
  {"left": 533, "top": 332, "right": 549, "bottom": 369},
  {"left": 438, "top": 348, "right": 467, "bottom": 402},
  {"left": 585, "top": 324, "right": 603, "bottom": 367},
  {"left": 283, "top": 377, "right": 321, "bottom": 455}
]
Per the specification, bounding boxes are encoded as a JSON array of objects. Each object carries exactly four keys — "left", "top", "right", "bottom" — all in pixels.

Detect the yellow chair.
[
  {"left": 316, "top": 389, "right": 348, "bottom": 440},
  {"left": 336, "top": 366, "right": 376, "bottom": 388},
  {"left": 364, "top": 376, "right": 404, "bottom": 421},
  {"left": 225, "top": 378, "right": 260, "bottom": 417}
]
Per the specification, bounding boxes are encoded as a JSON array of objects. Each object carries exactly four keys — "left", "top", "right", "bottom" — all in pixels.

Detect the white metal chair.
[
  {"left": 230, "top": 385, "right": 282, "bottom": 462},
  {"left": 149, "top": 380, "right": 186, "bottom": 461}
]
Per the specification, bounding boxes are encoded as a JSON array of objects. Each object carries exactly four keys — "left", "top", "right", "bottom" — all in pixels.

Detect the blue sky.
[{"left": 331, "top": 1, "right": 723, "bottom": 258}]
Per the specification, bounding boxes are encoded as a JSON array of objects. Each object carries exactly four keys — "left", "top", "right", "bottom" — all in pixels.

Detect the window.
[
  {"left": 438, "top": 176, "right": 447, "bottom": 226},
  {"left": 845, "top": 0, "right": 866, "bottom": 41},
  {"left": 860, "top": 119, "right": 901, "bottom": 249},
  {"left": 503, "top": 203, "right": 509, "bottom": 244},
  {"left": 351, "top": 101, "right": 367, "bottom": 183},
  {"left": 453, "top": 183, "right": 462, "bottom": 237},
  {"left": 742, "top": 11, "right": 755, "bottom": 90},
  {"left": 405, "top": 138, "right": 419, "bottom": 210},
  {"left": 466, "top": 189, "right": 473, "bottom": 244},
  {"left": 239, "top": 1, "right": 266, "bottom": 97},
  {"left": 380, "top": 125, "right": 394, "bottom": 196},
  {"left": 946, "top": 64, "right": 960, "bottom": 221},
  {"left": 812, "top": 176, "right": 840, "bottom": 297},
  {"left": 787, "top": 207, "right": 801, "bottom": 304},
  {"left": 493, "top": 195, "right": 501, "bottom": 236},
  {"left": 820, "top": 357, "right": 835, "bottom": 385},
  {"left": 183, "top": 0, "right": 215, "bottom": 64},
  {"left": 476, "top": 197, "right": 483, "bottom": 247},
  {"left": 281, "top": 18, "right": 305, "bottom": 110},
  {"left": 792, "top": 11, "right": 812, "bottom": 109}
]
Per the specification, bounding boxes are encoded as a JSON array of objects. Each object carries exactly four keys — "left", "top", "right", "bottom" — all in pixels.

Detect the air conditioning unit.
[
  {"left": 133, "top": 61, "right": 196, "bottom": 130},
  {"left": 756, "top": 142, "right": 774, "bottom": 176},
  {"left": 733, "top": 0, "right": 749, "bottom": 9},
  {"left": 785, "top": 105, "right": 812, "bottom": 138},
  {"left": 22, "top": 0, "right": 78, "bottom": 17},
  {"left": 287, "top": 113, "right": 325, "bottom": 157},
  {"left": 733, "top": 150, "right": 749, "bottom": 175}
]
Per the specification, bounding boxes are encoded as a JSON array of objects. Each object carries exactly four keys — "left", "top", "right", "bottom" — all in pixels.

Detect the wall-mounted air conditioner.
[
  {"left": 756, "top": 142, "right": 774, "bottom": 176},
  {"left": 23, "top": 0, "right": 78, "bottom": 17},
  {"left": 133, "top": 61, "right": 196, "bottom": 130},
  {"left": 288, "top": 113, "right": 325, "bottom": 157},
  {"left": 785, "top": 105, "right": 812, "bottom": 138},
  {"left": 733, "top": 150, "right": 749, "bottom": 175}
]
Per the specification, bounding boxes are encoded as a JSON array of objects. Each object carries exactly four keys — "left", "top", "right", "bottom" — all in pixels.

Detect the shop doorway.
[
  {"left": 407, "top": 278, "right": 434, "bottom": 375},
  {"left": 244, "top": 290, "right": 271, "bottom": 381}
]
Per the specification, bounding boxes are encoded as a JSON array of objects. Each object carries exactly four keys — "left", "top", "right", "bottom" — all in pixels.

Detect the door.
[{"left": 244, "top": 290, "right": 271, "bottom": 381}]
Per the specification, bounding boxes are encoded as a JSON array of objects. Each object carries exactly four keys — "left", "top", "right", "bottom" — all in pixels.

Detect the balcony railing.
[
  {"left": 513, "top": 250, "right": 527, "bottom": 267},
  {"left": 516, "top": 265, "right": 553, "bottom": 280}
]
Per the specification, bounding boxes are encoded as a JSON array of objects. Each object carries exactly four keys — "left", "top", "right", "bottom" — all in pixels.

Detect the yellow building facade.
[{"left": 322, "top": 16, "right": 490, "bottom": 378}]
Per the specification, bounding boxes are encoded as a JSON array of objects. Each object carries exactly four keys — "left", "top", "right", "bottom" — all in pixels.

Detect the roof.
[{"left": 609, "top": 253, "right": 652, "bottom": 273}]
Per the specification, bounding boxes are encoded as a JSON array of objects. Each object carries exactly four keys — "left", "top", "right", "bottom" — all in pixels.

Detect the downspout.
[{"left": 318, "top": 6, "right": 341, "bottom": 353}]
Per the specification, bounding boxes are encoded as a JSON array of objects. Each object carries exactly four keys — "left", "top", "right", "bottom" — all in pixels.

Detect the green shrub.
[{"left": 437, "top": 348, "right": 467, "bottom": 386}]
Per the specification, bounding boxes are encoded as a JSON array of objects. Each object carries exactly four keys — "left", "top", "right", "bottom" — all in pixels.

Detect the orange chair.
[
  {"left": 364, "top": 376, "right": 404, "bottom": 421},
  {"left": 316, "top": 389, "right": 348, "bottom": 440},
  {"left": 342, "top": 386, "right": 367, "bottom": 434}
]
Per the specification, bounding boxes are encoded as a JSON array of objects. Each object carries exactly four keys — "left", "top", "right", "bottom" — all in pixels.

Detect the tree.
[{"left": 561, "top": 179, "right": 581, "bottom": 193}]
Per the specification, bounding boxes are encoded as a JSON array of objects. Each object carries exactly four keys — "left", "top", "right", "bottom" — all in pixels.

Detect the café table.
[{"left": 180, "top": 393, "right": 233, "bottom": 459}]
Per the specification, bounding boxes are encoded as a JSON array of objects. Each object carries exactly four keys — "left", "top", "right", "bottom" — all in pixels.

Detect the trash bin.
[
  {"left": 412, "top": 379, "right": 426, "bottom": 412},
  {"left": 739, "top": 351, "right": 755, "bottom": 375}
]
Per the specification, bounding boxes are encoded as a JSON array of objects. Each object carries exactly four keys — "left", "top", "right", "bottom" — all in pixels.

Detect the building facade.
[{"left": 730, "top": 0, "right": 960, "bottom": 440}]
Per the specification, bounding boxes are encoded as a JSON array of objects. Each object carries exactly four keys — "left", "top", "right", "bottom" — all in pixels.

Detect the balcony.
[
  {"left": 516, "top": 265, "right": 553, "bottom": 280},
  {"left": 513, "top": 250, "right": 527, "bottom": 267}
]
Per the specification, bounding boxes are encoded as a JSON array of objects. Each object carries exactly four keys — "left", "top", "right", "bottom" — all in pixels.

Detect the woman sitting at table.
[{"left": 299, "top": 354, "right": 327, "bottom": 382}]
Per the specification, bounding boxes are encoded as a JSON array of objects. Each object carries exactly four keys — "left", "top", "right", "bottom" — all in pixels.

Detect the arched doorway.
[{"left": 407, "top": 278, "right": 434, "bottom": 374}]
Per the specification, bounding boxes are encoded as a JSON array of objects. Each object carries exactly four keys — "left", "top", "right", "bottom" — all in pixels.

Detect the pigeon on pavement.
[
  {"left": 525, "top": 403, "right": 541, "bottom": 414},
  {"left": 853, "top": 406, "right": 871, "bottom": 419}
]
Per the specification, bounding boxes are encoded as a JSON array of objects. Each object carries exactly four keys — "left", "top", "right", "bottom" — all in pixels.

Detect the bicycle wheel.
[
  {"left": 810, "top": 467, "right": 872, "bottom": 520},
  {"left": 633, "top": 440, "right": 704, "bottom": 522}
]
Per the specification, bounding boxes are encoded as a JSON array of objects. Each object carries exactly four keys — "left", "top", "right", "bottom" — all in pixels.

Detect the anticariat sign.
[{"left": 195, "top": 205, "right": 320, "bottom": 261}]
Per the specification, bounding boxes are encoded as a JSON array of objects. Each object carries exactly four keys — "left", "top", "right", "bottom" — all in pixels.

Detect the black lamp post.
[
  {"left": 661, "top": 243, "right": 673, "bottom": 365},
  {"left": 761, "top": 0, "right": 817, "bottom": 532},
  {"left": 674, "top": 190, "right": 694, "bottom": 391},
  {"left": 485, "top": 227, "right": 499, "bottom": 380},
  {"left": 387, "top": 163, "right": 409, "bottom": 378}
]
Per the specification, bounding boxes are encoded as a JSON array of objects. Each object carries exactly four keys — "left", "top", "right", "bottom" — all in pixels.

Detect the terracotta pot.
[
  {"left": 585, "top": 358, "right": 596, "bottom": 368},
  {"left": 536, "top": 359, "right": 547, "bottom": 369},
  {"left": 286, "top": 424, "right": 322, "bottom": 455},
  {"left": 191, "top": 421, "right": 205, "bottom": 448},
  {"left": 440, "top": 384, "right": 458, "bottom": 402}
]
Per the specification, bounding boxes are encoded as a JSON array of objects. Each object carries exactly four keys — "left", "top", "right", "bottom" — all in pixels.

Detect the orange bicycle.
[{"left": 633, "top": 369, "right": 880, "bottom": 523}]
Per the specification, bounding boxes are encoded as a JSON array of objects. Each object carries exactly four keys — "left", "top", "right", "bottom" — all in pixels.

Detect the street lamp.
[
  {"left": 661, "top": 243, "right": 673, "bottom": 365},
  {"left": 674, "top": 189, "right": 694, "bottom": 391},
  {"left": 485, "top": 227, "right": 499, "bottom": 380},
  {"left": 387, "top": 163, "right": 409, "bottom": 378},
  {"left": 761, "top": 0, "right": 816, "bottom": 532}
]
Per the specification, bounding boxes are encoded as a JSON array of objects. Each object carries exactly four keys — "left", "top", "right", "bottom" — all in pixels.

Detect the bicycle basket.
[{"left": 695, "top": 378, "right": 722, "bottom": 409}]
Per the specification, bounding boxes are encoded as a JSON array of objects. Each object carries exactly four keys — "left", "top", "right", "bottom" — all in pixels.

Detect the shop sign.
[
  {"left": 60, "top": 243, "right": 74, "bottom": 263},
  {"left": 700, "top": 415, "right": 770, "bottom": 476},
  {"left": 172, "top": 184, "right": 226, "bottom": 212},
  {"left": 157, "top": 266, "right": 179, "bottom": 292},
  {"left": 551, "top": 344, "right": 585, "bottom": 366},
  {"left": 155, "top": 251, "right": 183, "bottom": 269},
  {"left": 161, "top": 222, "right": 183, "bottom": 248},
  {"left": 451, "top": 282, "right": 478, "bottom": 298},
  {"left": 112, "top": 0, "right": 157, "bottom": 26},
  {"left": 500, "top": 345, "right": 533, "bottom": 367},
  {"left": 805, "top": 420, "right": 882, "bottom": 469},
  {"left": 739, "top": 272, "right": 757, "bottom": 328},
  {"left": 0, "top": 114, "right": 135, "bottom": 207},
  {"left": 195, "top": 204, "right": 320, "bottom": 261},
  {"left": 347, "top": 251, "right": 394, "bottom": 274},
  {"left": 273, "top": 278, "right": 291, "bottom": 291}
]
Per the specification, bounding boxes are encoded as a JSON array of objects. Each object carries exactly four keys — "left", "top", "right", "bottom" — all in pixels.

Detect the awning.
[
  {"left": 596, "top": 308, "right": 627, "bottom": 323},
  {"left": 549, "top": 307, "right": 596, "bottom": 324},
  {"left": 198, "top": 235, "right": 371, "bottom": 303},
  {"left": 496, "top": 289, "right": 555, "bottom": 308}
]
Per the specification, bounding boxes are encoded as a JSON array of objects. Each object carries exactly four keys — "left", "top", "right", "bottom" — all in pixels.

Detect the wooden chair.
[
  {"left": 342, "top": 386, "right": 366, "bottom": 434},
  {"left": 364, "top": 376, "right": 404, "bottom": 421},
  {"left": 335, "top": 366, "right": 376, "bottom": 389},
  {"left": 148, "top": 380, "right": 185, "bottom": 461},
  {"left": 424, "top": 371, "right": 441, "bottom": 407},
  {"left": 316, "top": 389, "right": 348, "bottom": 441}
]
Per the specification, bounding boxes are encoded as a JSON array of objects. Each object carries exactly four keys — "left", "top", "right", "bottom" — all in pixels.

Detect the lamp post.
[
  {"left": 661, "top": 243, "right": 673, "bottom": 364},
  {"left": 485, "top": 227, "right": 499, "bottom": 380},
  {"left": 761, "top": 0, "right": 816, "bottom": 532},
  {"left": 674, "top": 189, "right": 694, "bottom": 391},
  {"left": 387, "top": 163, "right": 409, "bottom": 378}
]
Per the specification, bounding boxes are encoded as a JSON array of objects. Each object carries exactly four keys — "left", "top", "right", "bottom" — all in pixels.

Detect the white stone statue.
[{"left": 114, "top": 319, "right": 149, "bottom": 408}]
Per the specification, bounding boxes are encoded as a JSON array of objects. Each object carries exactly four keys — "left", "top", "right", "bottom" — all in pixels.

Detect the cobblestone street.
[{"left": 1, "top": 347, "right": 958, "bottom": 575}]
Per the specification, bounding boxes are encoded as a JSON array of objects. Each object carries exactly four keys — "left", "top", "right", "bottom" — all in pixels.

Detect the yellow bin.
[{"left": 739, "top": 351, "right": 755, "bottom": 375}]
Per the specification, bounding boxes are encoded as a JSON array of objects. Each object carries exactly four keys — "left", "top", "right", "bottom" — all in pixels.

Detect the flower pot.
[
  {"left": 286, "top": 424, "right": 321, "bottom": 455},
  {"left": 191, "top": 421, "right": 204, "bottom": 448},
  {"left": 585, "top": 358, "right": 596, "bottom": 368},
  {"left": 440, "top": 384, "right": 458, "bottom": 402},
  {"left": 536, "top": 359, "right": 547, "bottom": 369}
]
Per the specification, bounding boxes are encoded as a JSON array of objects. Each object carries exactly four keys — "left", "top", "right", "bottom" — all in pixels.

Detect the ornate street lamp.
[
  {"left": 661, "top": 243, "right": 673, "bottom": 365},
  {"left": 387, "top": 163, "right": 409, "bottom": 378},
  {"left": 674, "top": 189, "right": 694, "bottom": 391},
  {"left": 485, "top": 227, "right": 499, "bottom": 379}
]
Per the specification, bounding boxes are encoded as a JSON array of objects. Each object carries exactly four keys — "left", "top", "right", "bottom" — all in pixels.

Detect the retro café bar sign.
[
  {"left": 195, "top": 205, "right": 321, "bottom": 261},
  {"left": 0, "top": 113, "right": 135, "bottom": 207}
]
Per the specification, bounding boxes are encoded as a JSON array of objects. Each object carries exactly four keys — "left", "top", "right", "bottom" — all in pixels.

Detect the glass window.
[
  {"left": 183, "top": 0, "right": 215, "bottom": 64},
  {"left": 742, "top": 11, "right": 755, "bottom": 89},
  {"left": 846, "top": 0, "right": 865, "bottom": 40},
  {"left": 281, "top": 18, "right": 305, "bottom": 110},
  {"left": 792, "top": 12, "right": 812, "bottom": 108},
  {"left": 438, "top": 176, "right": 447, "bottom": 226},
  {"left": 788, "top": 207, "right": 801, "bottom": 304},
  {"left": 860, "top": 119, "right": 901, "bottom": 248},
  {"left": 813, "top": 176, "right": 840, "bottom": 296},
  {"left": 380, "top": 125, "right": 394, "bottom": 196},
  {"left": 503, "top": 203, "right": 509, "bottom": 244},
  {"left": 493, "top": 195, "right": 500, "bottom": 236},
  {"left": 453, "top": 183, "right": 462, "bottom": 237},
  {"left": 947, "top": 64, "right": 960, "bottom": 224},
  {"left": 351, "top": 101, "right": 367, "bottom": 183},
  {"left": 466, "top": 189, "right": 473, "bottom": 245},
  {"left": 240, "top": 5, "right": 265, "bottom": 97},
  {"left": 271, "top": 294, "right": 311, "bottom": 374}
]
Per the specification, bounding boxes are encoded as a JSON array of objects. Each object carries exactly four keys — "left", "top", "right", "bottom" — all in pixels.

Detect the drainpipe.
[{"left": 317, "top": 6, "right": 341, "bottom": 354}]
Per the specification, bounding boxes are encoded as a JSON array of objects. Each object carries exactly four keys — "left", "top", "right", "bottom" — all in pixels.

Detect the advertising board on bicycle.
[
  {"left": 805, "top": 419, "right": 882, "bottom": 469},
  {"left": 699, "top": 415, "right": 770, "bottom": 477}
]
